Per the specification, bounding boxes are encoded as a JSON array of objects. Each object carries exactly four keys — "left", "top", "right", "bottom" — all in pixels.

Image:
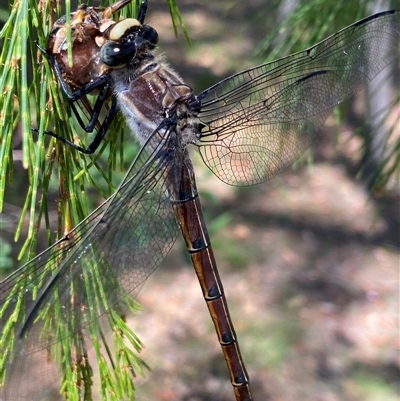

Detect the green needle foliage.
[
  {"left": 0, "top": 1, "right": 187, "bottom": 400},
  {"left": 0, "top": 0, "right": 189, "bottom": 266}
]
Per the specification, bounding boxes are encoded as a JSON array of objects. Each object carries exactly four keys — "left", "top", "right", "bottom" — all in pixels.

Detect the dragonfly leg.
[{"left": 41, "top": 99, "right": 119, "bottom": 154}]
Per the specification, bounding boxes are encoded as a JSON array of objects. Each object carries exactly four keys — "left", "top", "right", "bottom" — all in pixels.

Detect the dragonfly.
[{"left": 1, "top": 0, "right": 399, "bottom": 400}]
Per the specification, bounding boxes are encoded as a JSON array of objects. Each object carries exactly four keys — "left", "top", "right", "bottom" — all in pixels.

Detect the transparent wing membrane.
[
  {"left": 198, "top": 11, "right": 400, "bottom": 185},
  {"left": 1, "top": 127, "right": 181, "bottom": 400}
]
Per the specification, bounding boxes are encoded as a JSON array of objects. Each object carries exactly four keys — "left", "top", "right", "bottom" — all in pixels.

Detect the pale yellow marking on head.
[{"left": 109, "top": 18, "right": 141, "bottom": 41}]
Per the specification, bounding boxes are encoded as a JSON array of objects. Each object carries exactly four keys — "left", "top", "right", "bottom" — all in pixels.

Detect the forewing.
[
  {"left": 0, "top": 126, "right": 180, "bottom": 400},
  {"left": 197, "top": 11, "right": 400, "bottom": 185}
]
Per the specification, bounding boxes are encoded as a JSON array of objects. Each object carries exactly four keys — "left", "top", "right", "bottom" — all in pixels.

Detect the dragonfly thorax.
[{"left": 112, "top": 58, "right": 200, "bottom": 148}]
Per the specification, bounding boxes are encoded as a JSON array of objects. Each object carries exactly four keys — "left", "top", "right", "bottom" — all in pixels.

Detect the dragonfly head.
[{"left": 46, "top": 1, "right": 153, "bottom": 88}]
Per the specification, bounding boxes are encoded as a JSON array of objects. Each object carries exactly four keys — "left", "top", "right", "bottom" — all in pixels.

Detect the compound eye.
[
  {"left": 100, "top": 40, "right": 137, "bottom": 66},
  {"left": 142, "top": 25, "right": 158, "bottom": 46}
]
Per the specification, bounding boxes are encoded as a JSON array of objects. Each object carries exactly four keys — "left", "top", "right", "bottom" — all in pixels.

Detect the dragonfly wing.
[
  {"left": 0, "top": 125, "right": 181, "bottom": 400},
  {"left": 197, "top": 11, "right": 400, "bottom": 185}
]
